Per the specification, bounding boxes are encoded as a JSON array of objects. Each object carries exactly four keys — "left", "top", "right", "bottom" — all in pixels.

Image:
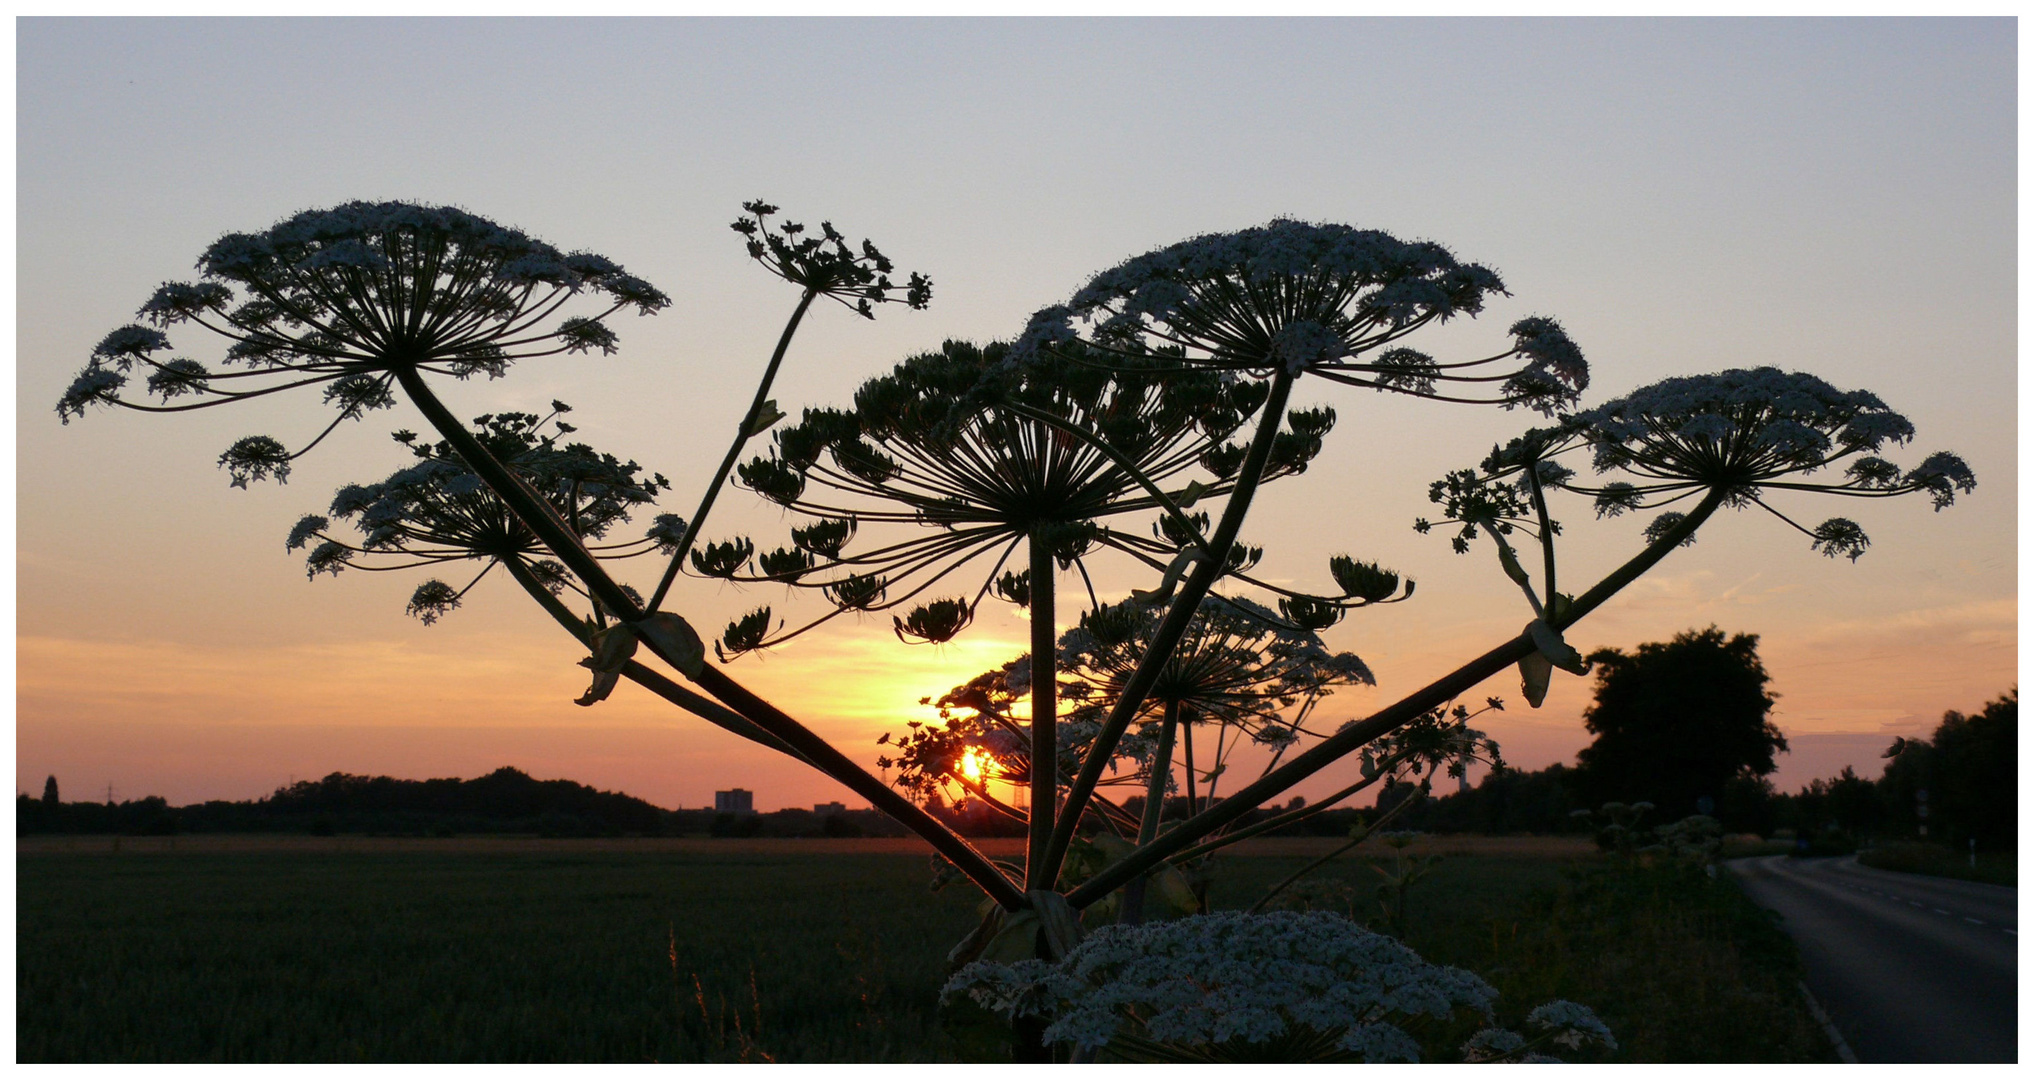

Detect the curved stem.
[
  {"left": 1065, "top": 487, "right": 1728, "bottom": 910},
  {"left": 647, "top": 288, "right": 819, "bottom": 612},
  {"left": 1527, "top": 464, "right": 1557, "bottom": 606},
  {"left": 1026, "top": 533, "right": 1059, "bottom": 891},
  {"left": 687, "top": 662, "right": 1030, "bottom": 911},
  {"left": 1247, "top": 788, "right": 1419, "bottom": 914},
  {"left": 498, "top": 557, "right": 801, "bottom": 758},
  {"left": 1118, "top": 703, "right": 1180, "bottom": 926},
  {"left": 1166, "top": 750, "right": 1409, "bottom": 864},
  {"left": 396, "top": 364, "right": 1026, "bottom": 911},
  {"left": 395, "top": 366, "right": 645, "bottom": 622},
  {"left": 1044, "top": 369, "right": 1298, "bottom": 879}
]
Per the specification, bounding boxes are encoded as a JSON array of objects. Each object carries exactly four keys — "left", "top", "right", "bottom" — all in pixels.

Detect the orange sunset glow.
[{"left": 16, "top": 20, "right": 2014, "bottom": 820}]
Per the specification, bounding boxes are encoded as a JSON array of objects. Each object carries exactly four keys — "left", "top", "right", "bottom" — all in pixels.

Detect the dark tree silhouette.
[
  {"left": 1572, "top": 627, "right": 1785, "bottom": 818},
  {"left": 41, "top": 776, "right": 58, "bottom": 806},
  {"left": 1880, "top": 689, "right": 2017, "bottom": 848}
]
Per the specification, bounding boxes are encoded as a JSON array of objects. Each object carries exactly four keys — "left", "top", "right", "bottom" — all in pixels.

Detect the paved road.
[{"left": 1729, "top": 855, "right": 2017, "bottom": 1062}]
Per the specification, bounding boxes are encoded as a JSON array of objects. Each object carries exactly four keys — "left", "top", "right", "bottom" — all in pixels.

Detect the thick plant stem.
[
  {"left": 1182, "top": 717, "right": 1199, "bottom": 819},
  {"left": 500, "top": 557, "right": 798, "bottom": 757},
  {"left": 1026, "top": 535, "right": 1057, "bottom": 891},
  {"left": 1044, "top": 368, "right": 1298, "bottom": 879},
  {"left": 687, "top": 663, "right": 1030, "bottom": 911},
  {"left": 646, "top": 288, "right": 818, "bottom": 613},
  {"left": 1064, "top": 489, "right": 1728, "bottom": 910},
  {"left": 1118, "top": 702, "right": 1179, "bottom": 926},
  {"left": 1166, "top": 752, "right": 1410, "bottom": 864},
  {"left": 396, "top": 367, "right": 647, "bottom": 623},
  {"left": 393, "top": 365, "right": 1028, "bottom": 912},
  {"left": 1246, "top": 790, "right": 1419, "bottom": 913}
]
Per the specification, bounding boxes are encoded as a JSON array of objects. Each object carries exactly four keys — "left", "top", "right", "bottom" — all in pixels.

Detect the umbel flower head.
[
  {"left": 1060, "top": 594, "right": 1375, "bottom": 753},
  {"left": 1419, "top": 367, "right": 1976, "bottom": 562},
  {"left": 288, "top": 404, "right": 669, "bottom": 624},
  {"left": 944, "top": 909, "right": 1516, "bottom": 1062},
  {"left": 57, "top": 201, "right": 670, "bottom": 486},
  {"left": 1011, "top": 218, "right": 1588, "bottom": 413},
  {"left": 705, "top": 338, "right": 1321, "bottom": 657},
  {"left": 1349, "top": 698, "right": 1507, "bottom": 788},
  {"left": 730, "top": 200, "right": 931, "bottom": 316}
]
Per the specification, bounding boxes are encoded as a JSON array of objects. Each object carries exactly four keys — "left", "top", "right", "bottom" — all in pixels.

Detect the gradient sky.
[{"left": 17, "top": 18, "right": 2016, "bottom": 811}]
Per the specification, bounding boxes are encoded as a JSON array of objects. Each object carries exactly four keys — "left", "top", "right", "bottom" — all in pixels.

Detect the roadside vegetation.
[{"left": 1856, "top": 841, "right": 2016, "bottom": 888}]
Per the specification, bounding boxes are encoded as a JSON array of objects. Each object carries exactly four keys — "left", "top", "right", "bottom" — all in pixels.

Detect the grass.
[
  {"left": 1856, "top": 841, "right": 2017, "bottom": 887},
  {"left": 1204, "top": 847, "right": 1835, "bottom": 1063},
  {"left": 19, "top": 836, "right": 1834, "bottom": 1062},
  {"left": 17, "top": 846, "right": 984, "bottom": 1062}
]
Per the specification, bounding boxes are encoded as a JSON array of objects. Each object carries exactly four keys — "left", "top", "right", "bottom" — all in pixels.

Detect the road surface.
[{"left": 1729, "top": 855, "right": 2017, "bottom": 1062}]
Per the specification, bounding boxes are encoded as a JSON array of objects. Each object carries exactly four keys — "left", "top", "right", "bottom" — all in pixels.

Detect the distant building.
[
  {"left": 813, "top": 801, "right": 847, "bottom": 816},
  {"left": 714, "top": 788, "right": 755, "bottom": 814}
]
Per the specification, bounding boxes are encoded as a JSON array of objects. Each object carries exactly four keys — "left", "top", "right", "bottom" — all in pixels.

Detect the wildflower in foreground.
[{"left": 945, "top": 909, "right": 1611, "bottom": 1062}]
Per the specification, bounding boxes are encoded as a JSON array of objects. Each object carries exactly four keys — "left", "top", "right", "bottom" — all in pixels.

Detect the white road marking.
[
  {"left": 1934, "top": 908, "right": 1951, "bottom": 915},
  {"left": 2006, "top": 929, "right": 2017, "bottom": 937},
  {"left": 1965, "top": 917, "right": 1987, "bottom": 925}
]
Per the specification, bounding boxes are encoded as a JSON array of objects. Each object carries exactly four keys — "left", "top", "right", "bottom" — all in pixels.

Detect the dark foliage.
[
  {"left": 1770, "top": 689, "right": 2017, "bottom": 850},
  {"left": 1571, "top": 628, "right": 1785, "bottom": 819},
  {"left": 18, "top": 767, "right": 666, "bottom": 838},
  {"left": 1385, "top": 765, "right": 1583, "bottom": 834}
]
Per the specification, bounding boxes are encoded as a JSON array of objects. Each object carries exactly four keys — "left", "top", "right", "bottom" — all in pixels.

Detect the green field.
[{"left": 18, "top": 837, "right": 1834, "bottom": 1062}]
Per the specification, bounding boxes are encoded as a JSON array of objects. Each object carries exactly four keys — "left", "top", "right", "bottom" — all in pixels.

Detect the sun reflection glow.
[{"left": 957, "top": 746, "right": 990, "bottom": 785}]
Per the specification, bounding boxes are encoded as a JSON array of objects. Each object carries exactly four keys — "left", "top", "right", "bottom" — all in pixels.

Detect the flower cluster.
[
  {"left": 1350, "top": 698, "right": 1507, "bottom": 789},
  {"left": 1061, "top": 594, "right": 1374, "bottom": 753},
  {"left": 945, "top": 910, "right": 1501, "bottom": 1061},
  {"left": 58, "top": 201, "right": 669, "bottom": 485},
  {"left": 705, "top": 339, "right": 1305, "bottom": 656},
  {"left": 730, "top": 200, "right": 931, "bottom": 316},
  {"left": 1418, "top": 368, "right": 1975, "bottom": 564},
  {"left": 288, "top": 405, "right": 668, "bottom": 624},
  {"left": 1011, "top": 219, "right": 1588, "bottom": 413}
]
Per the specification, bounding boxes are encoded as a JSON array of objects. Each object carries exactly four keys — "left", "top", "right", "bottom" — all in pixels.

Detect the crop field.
[{"left": 17, "top": 836, "right": 1833, "bottom": 1062}]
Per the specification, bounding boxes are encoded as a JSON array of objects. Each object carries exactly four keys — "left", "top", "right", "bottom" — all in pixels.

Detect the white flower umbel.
[
  {"left": 1526, "top": 998, "right": 1618, "bottom": 1051},
  {"left": 1010, "top": 218, "right": 1589, "bottom": 414},
  {"left": 945, "top": 909, "right": 1499, "bottom": 1060}
]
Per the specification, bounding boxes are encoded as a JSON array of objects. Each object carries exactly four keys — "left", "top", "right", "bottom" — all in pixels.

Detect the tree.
[
  {"left": 1572, "top": 628, "right": 1786, "bottom": 819},
  {"left": 41, "top": 775, "right": 58, "bottom": 806},
  {"left": 1880, "top": 689, "right": 2016, "bottom": 848}
]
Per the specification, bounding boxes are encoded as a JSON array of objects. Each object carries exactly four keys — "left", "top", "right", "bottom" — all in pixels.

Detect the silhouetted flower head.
[
  {"left": 59, "top": 201, "right": 668, "bottom": 485},
  {"left": 1060, "top": 594, "right": 1374, "bottom": 748},
  {"left": 1418, "top": 368, "right": 1973, "bottom": 561},
  {"left": 1349, "top": 699, "right": 1506, "bottom": 785},
  {"left": 730, "top": 200, "right": 931, "bottom": 317},
  {"left": 1011, "top": 219, "right": 1587, "bottom": 413},
  {"left": 290, "top": 406, "right": 668, "bottom": 623},
  {"left": 709, "top": 338, "right": 1317, "bottom": 656}
]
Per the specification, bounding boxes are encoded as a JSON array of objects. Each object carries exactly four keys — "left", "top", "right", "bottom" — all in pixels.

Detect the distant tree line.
[
  {"left": 1372, "top": 689, "right": 2016, "bottom": 852},
  {"left": 16, "top": 766, "right": 903, "bottom": 840}
]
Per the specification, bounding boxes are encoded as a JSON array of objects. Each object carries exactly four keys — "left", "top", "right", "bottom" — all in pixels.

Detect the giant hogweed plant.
[{"left": 62, "top": 203, "right": 1973, "bottom": 1060}]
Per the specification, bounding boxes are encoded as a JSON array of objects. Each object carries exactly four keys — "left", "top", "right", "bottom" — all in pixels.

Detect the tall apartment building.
[{"left": 714, "top": 788, "right": 755, "bottom": 814}]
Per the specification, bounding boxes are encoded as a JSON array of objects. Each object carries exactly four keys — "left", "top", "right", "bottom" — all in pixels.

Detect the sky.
[{"left": 16, "top": 18, "right": 2017, "bottom": 812}]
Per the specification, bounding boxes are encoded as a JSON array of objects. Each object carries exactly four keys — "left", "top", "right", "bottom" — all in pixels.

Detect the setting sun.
[{"left": 957, "top": 746, "right": 990, "bottom": 785}]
